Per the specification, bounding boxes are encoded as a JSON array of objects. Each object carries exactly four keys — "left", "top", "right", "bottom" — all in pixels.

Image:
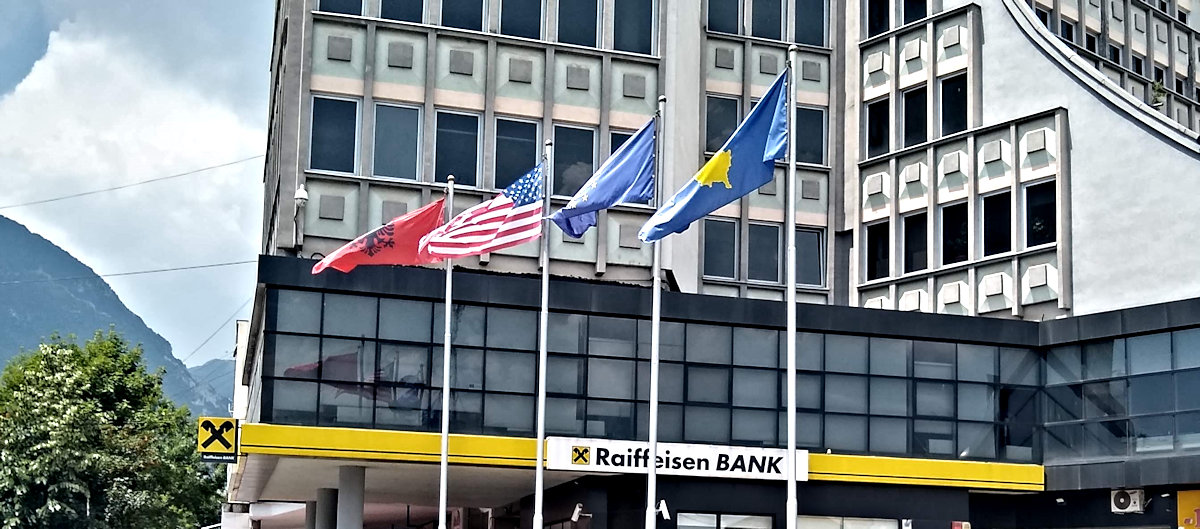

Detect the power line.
[
  {"left": 0, "top": 154, "right": 264, "bottom": 211},
  {"left": 179, "top": 296, "right": 253, "bottom": 365},
  {"left": 0, "top": 260, "right": 257, "bottom": 286}
]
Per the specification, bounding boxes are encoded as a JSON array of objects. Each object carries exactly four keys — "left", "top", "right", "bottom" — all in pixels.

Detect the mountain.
[
  {"left": 0, "top": 215, "right": 231, "bottom": 416},
  {"left": 189, "top": 358, "right": 235, "bottom": 410}
]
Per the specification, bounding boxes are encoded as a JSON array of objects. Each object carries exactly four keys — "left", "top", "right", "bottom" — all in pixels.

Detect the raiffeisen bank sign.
[{"left": 547, "top": 437, "right": 809, "bottom": 481}]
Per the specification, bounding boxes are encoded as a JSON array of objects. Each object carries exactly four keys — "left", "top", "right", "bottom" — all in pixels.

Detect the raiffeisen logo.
[{"left": 548, "top": 437, "right": 808, "bottom": 481}]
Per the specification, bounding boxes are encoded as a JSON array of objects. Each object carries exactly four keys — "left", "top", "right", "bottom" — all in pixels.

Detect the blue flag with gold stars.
[{"left": 639, "top": 71, "right": 788, "bottom": 243}]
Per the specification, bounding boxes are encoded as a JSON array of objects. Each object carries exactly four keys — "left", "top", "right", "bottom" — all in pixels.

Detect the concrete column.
[
  {"left": 306, "top": 501, "right": 317, "bottom": 529},
  {"left": 336, "top": 466, "right": 366, "bottom": 529},
  {"left": 316, "top": 488, "right": 338, "bottom": 529}
]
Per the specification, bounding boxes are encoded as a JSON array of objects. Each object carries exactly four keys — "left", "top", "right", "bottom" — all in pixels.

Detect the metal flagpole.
[
  {"left": 644, "top": 95, "right": 666, "bottom": 529},
  {"left": 438, "top": 176, "right": 456, "bottom": 529},
  {"left": 533, "top": 141, "right": 554, "bottom": 529},
  {"left": 784, "top": 46, "right": 800, "bottom": 529}
]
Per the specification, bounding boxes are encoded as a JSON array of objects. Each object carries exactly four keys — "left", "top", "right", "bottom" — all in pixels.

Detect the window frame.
[
  {"left": 980, "top": 190, "right": 1012, "bottom": 257},
  {"left": 309, "top": 93, "right": 362, "bottom": 175},
  {"left": 702, "top": 217, "right": 740, "bottom": 280},
  {"left": 902, "top": 211, "right": 928, "bottom": 274},
  {"left": 705, "top": 94, "right": 742, "bottom": 154},
  {"left": 379, "top": 0, "right": 424, "bottom": 22},
  {"left": 372, "top": 101, "right": 423, "bottom": 180},
  {"left": 557, "top": 0, "right": 601, "bottom": 47},
  {"left": 499, "top": 0, "right": 545, "bottom": 39},
  {"left": 864, "top": 219, "right": 891, "bottom": 281},
  {"left": 939, "top": 200, "right": 970, "bottom": 266},
  {"left": 939, "top": 73, "right": 969, "bottom": 137},
  {"left": 707, "top": 0, "right": 743, "bottom": 35},
  {"left": 1023, "top": 179, "right": 1058, "bottom": 249},
  {"left": 747, "top": 221, "right": 783, "bottom": 284},
  {"left": 795, "top": 105, "right": 828, "bottom": 165},
  {"left": 492, "top": 115, "right": 543, "bottom": 191},
  {"left": 794, "top": 0, "right": 829, "bottom": 46},
  {"left": 433, "top": 108, "right": 483, "bottom": 186},
  {"left": 317, "top": 0, "right": 364, "bottom": 15},
  {"left": 796, "top": 227, "right": 826, "bottom": 287},
  {"left": 865, "top": 96, "right": 891, "bottom": 158},
  {"left": 613, "top": 0, "right": 658, "bottom": 54},
  {"left": 552, "top": 123, "right": 599, "bottom": 197},
  {"left": 441, "top": 0, "right": 487, "bottom": 31},
  {"left": 902, "top": 85, "right": 929, "bottom": 148},
  {"left": 751, "top": 0, "right": 785, "bottom": 40}
]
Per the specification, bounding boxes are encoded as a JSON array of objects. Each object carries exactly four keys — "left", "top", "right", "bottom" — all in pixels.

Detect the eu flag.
[
  {"left": 638, "top": 71, "right": 788, "bottom": 243},
  {"left": 550, "top": 118, "right": 656, "bottom": 238}
]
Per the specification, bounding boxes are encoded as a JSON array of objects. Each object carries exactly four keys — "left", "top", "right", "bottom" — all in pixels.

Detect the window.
[
  {"left": 1084, "top": 32, "right": 1098, "bottom": 53},
  {"left": 903, "top": 87, "right": 928, "bottom": 147},
  {"left": 982, "top": 192, "right": 1011, "bottom": 256},
  {"left": 940, "top": 74, "right": 968, "bottom": 135},
  {"left": 373, "top": 104, "right": 420, "bottom": 179},
  {"left": 941, "top": 202, "right": 968, "bottom": 265},
  {"left": 614, "top": 0, "right": 653, "bottom": 53},
  {"left": 706, "top": 96, "right": 740, "bottom": 152},
  {"left": 1108, "top": 44, "right": 1122, "bottom": 64},
  {"left": 1176, "top": 76, "right": 1186, "bottom": 95},
  {"left": 708, "top": 0, "right": 739, "bottom": 33},
  {"left": 748, "top": 223, "right": 781, "bottom": 281},
  {"left": 318, "top": 0, "right": 362, "bottom": 15},
  {"left": 867, "top": 0, "right": 890, "bottom": 36},
  {"left": 553, "top": 126, "right": 595, "bottom": 196},
  {"left": 753, "top": 0, "right": 783, "bottom": 39},
  {"left": 866, "top": 98, "right": 890, "bottom": 157},
  {"left": 1025, "top": 181, "right": 1056, "bottom": 246},
  {"left": 795, "top": 0, "right": 826, "bottom": 45},
  {"left": 559, "top": 0, "right": 598, "bottom": 47},
  {"left": 1179, "top": 9, "right": 1190, "bottom": 23},
  {"left": 1035, "top": 8, "right": 1050, "bottom": 28},
  {"left": 796, "top": 107, "right": 826, "bottom": 164},
  {"left": 903, "top": 213, "right": 927, "bottom": 273},
  {"left": 435, "top": 112, "right": 479, "bottom": 186},
  {"left": 704, "top": 219, "right": 737, "bottom": 278},
  {"left": 904, "top": 0, "right": 927, "bottom": 24},
  {"left": 797, "top": 228, "right": 824, "bottom": 285},
  {"left": 1060, "top": 19, "right": 1076, "bottom": 42},
  {"left": 501, "top": 0, "right": 541, "bottom": 38},
  {"left": 611, "top": 131, "right": 633, "bottom": 154},
  {"left": 494, "top": 119, "right": 539, "bottom": 189},
  {"left": 1155, "top": 66, "right": 1166, "bottom": 83},
  {"left": 1132, "top": 54, "right": 1145, "bottom": 76},
  {"left": 678, "top": 513, "right": 772, "bottom": 529},
  {"left": 442, "top": 0, "right": 484, "bottom": 30},
  {"left": 310, "top": 96, "right": 358, "bottom": 173},
  {"left": 866, "top": 221, "right": 890, "bottom": 280},
  {"left": 381, "top": 0, "right": 422, "bottom": 21}
]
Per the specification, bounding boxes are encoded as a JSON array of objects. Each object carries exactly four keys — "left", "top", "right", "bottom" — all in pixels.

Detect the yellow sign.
[
  {"left": 1180, "top": 491, "right": 1200, "bottom": 529},
  {"left": 571, "top": 446, "right": 590, "bottom": 465},
  {"left": 197, "top": 417, "right": 238, "bottom": 463}
]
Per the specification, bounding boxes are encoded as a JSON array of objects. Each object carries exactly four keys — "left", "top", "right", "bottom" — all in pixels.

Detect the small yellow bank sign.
[{"left": 197, "top": 417, "right": 238, "bottom": 463}]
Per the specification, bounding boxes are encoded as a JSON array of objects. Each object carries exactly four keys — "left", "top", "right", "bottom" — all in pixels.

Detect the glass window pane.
[
  {"left": 442, "top": 0, "right": 483, "bottom": 30},
  {"left": 748, "top": 223, "right": 781, "bottom": 281},
  {"left": 558, "top": 0, "right": 598, "bottom": 46},
  {"left": 589, "top": 358, "right": 636, "bottom": 399},
  {"left": 1084, "top": 340, "right": 1127, "bottom": 379},
  {"left": 322, "top": 295, "right": 378, "bottom": 339},
  {"left": 704, "top": 219, "right": 737, "bottom": 278},
  {"left": 501, "top": 0, "right": 541, "bottom": 38},
  {"left": 870, "top": 416, "right": 908, "bottom": 453},
  {"left": 825, "top": 414, "right": 868, "bottom": 451},
  {"left": 484, "top": 394, "right": 534, "bottom": 434},
  {"left": 1083, "top": 420, "right": 1128, "bottom": 458},
  {"left": 685, "top": 407, "right": 730, "bottom": 443},
  {"left": 902, "top": 87, "right": 927, "bottom": 147},
  {"left": 553, "top": 126, "right": 595, "bottom": 196},
  {"left": 311, "top": 97, "right": 358, "bottom": 173},
  {"left": 435, "top": 112, "right": 479, "bottom": 186},
  {"left": 826, "top": 374, "right": 868, "bottom": 413},
  {"left": 374, "top": 105, "right": 420, "bottom": 179},
  {"left": 614, "top": 0, "right": 653, "bottom": 53},
  {"left": 688, "top": 367, "right": 731, "bottom": 403},
  {"left": 1000, "top": 386, "right": 1037, "bottom": 424},
  {"left": 486, "top": 350, "right": 535, "bottom": 393},
  {"left": 547, "top": 397, "right": 585, "bottom": 435},
  {"left": 588, "top": 316, "right": 636, "bottom": 357},
  {"left": 957, "top": 344, "right": 997, "bottom": 382},
  {"left": 913, "top": 341, "right": 955, "bottom": 379},
  {"left": 272, "top": 334, "right": 321, "bottom": 378},
  {"left": 940, "top": 74, "right": 968, "bottom": 135},
  {"left": 870, "top": 377, "right": 909, "bottom": 416},
  {"left": 732, "top": 409, "right": 777, "bottom": 445},
  {"left": 378, "top": 344, "right": 429, "bottom": 385},
  {"left": 706, "top": 96, "right": 740, "bottom": 152},
  {"left": 432, "top": 347, "right": 484, "bottom": 389},
  {"left": 957, "top": 383, "right": 995, "bottom": 421},
  {"left": 381, "top": 0, "right": 423, "bottom": 21},
  {"left": 548, "top": 313, "right": 586, "bottom": 353},
  {"left": 903, "top": 213, "right": 927, "bottom": 273},
  {"left": 1002, "top": 421, "right": 1036, "bottom": 462},
  {"left": 548, "top": 356, "right": 584, "bottom": 394},
  {"left": 1047, "top": 345, "right": 1082, "bottom": 385},
  {"left": 752, "top": 0, "right": 782, "bottom": 38},
  {"left": 866, "top": 221, "right": 889, "bottom": 280},
  {"left": 486, "top": 308, "right": 537, "bottom": 350},
  {"left": 958, "top": 422, "right": 996, "bottom": 458},
  {"left": 638, "top": 361, "right": 684, "bottom": 402},
  {"left": 611, "top": 131, "right": 633, "bottom": 154},
  {"left": 495, "top": 119, "right": 539, "bottom": 188},
  {"left": 733, "top": 369, "right": 777, "bottom": 408},
  {"left": 1178, "top": 370, "right": 1200, "bottom": 410},
  {"left": 272, "top": 289, "right": 322, "bottom": 334},
  {"left": 866, "top": 99, "right": 889, "bottom": 157},
  {"left": 1176, "top": 328, "right": 1200, "bottom": 369},
  {"left": 871, "top": 338, "right": 910, "bottom": 376},
  {"left": 797, "top": 332, "right": 823, "bottom": 370},
  {"left": 376, "top": 384, "right": 428, "bottom": 428},
  {"left": 796, "top": 108, "right": 825, "bottom": 164},
  {"left": 916, "top": 381, "right": 954, "bottom": 416},
  {"left": 1043, "top": 423, "right": 1081, "bottom": 461},
  {"left": 432, "top": 390, "right": 483, "bottom": 433},
  {"left": 1083, "top": 380, "right": 1127, "bottom": 419},
  {"left": 319, "top": 0, "right": 362, "bottom": 15},
  {"left": 797, "top": 373, "right": 822, "bottom": 409},
  {"left": 687, "top": 324, "right": 733, "bottom": 364},
  {"left": 1044, "top": 384, "right": 1083, "bottom": 422},
  {"left": 638, "top": 403, "right": 684, "bottom": 442},
  {"left": 319, "top": 383, "right": 373, "bottom": 428},
  {"left": 379, "top": 298, "right": 432, "bottom": 342},
  {"left": 1132, "top": 415, "right": 1174, "bottom": 454},
  {"left": 639, "top": 320, "right": 685, "bottom": 361},
  {"left": 792, "top": 412, "right": 822, "bottom": 447},
  {"left": 734, "top": 328, "right": 778, "bottom": 367},
  {"left": 1000, "top": 347, "right": 1039, "bottom": 385},
  {"left": 903, "top": 0, "right": 926, "bottom": 23},
  {"left": 433, "top": 304, "right": 485, "bottom": 346},
  {"left": 587, "top": 400, "right": 635, "bottom": 439},
  {"left": 913, "top": 419, "right": 955, "bottom": 455},
  {"left": 795, "top": 0, "right": 826, "bottom": 45},
  {"left": 1129, "top": 373, "right": 1173, "bottom": 415},
  {"left": 797, "top": 229, "right": 824, "bottom": 286},
  {"left": 708, "top": 0, "right": 739, "bottom": 34},
  {"left": 825, "top": 334, "right": 868, "bottom": 373},
  {"left": 1178, "top": 411, "right": 1200, "bottom": 450},
  {"left": 319, "top": 338, "right": 375, "bottom": 383},
  {"left": 1025, "top": 181, "right": 1056, "bottom": 247},
  {"left": 1128, "top": 333, "right": 1172, "bottom": 374},
  {"left": 680, "top": 514, "right": 718, "bottom": 529},
  {"left": 983, "top": 192, "right": 1012, "bottom": 256},
  {"left": 723, "top": 515, "right": 773, "bottom": 529},
  {"left": 941, "top": 202, "right": 969, "bottom": 265},
  {"left": 866, "top": 0, "right": 889, "bottom": 36}
]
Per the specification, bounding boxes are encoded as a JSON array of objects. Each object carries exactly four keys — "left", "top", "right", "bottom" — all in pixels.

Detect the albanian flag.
[{"left": 312, "top": 198, "right": 445, "bottom": 274}]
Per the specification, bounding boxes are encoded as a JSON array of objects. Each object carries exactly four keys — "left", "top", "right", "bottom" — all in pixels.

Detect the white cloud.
[{"left": 0, "top": 25, "right": 265, "bottom": 365}]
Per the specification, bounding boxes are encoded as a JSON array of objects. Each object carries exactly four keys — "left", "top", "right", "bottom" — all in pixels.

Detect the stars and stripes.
[{"left": 419, "top": 164, "right": 544, "bottom": 259}]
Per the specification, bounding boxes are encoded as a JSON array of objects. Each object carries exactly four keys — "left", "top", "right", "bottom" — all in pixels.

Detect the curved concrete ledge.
[{"left": 1002, "top": 0, "right": 1200, "bottom": 154}]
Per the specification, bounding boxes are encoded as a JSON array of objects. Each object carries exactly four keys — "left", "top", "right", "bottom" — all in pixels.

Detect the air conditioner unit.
[{"left": 1111, "top": 489, "right": 1145, "bottom": 514}]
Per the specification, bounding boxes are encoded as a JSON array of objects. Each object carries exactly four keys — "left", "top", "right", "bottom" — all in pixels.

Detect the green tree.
[{"left": 0, "top": 331, "right": 222, "bottom": 528}]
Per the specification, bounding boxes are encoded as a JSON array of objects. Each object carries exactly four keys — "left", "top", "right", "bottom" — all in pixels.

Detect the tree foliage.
[{"left": 0, "top": 331, "right": 222, "bottom": 528}]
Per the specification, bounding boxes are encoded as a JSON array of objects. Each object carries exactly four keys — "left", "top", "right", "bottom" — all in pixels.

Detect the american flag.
[{"left": 419, "top": 165, "right": 544, "bottom": 259}]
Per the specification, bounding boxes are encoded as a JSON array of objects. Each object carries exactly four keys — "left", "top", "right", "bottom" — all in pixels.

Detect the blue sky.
[{"left": 0, "top": 1, "right": 275, "bottom": 366}]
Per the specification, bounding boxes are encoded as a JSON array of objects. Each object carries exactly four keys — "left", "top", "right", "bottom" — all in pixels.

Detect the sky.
[{"left": 0, "top": 1, "right": 275, "bottom": 366}]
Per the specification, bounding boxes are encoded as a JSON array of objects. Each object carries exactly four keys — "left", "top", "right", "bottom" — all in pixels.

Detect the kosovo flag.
[{"left": 638, "top": 71, "right": 788, "bottom": 243}]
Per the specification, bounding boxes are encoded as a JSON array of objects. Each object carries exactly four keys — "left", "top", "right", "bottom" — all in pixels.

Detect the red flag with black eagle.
[{"left": 311, "top": 198, "right": 445, "bottom": 274}]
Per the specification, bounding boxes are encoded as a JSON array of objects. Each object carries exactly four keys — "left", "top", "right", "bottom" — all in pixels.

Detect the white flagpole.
[
  {"left": 784, "top": 47, "right": 800, "bottom": 529},
  {"left": 644, "top": 95, "right": 666, "bottom": 529},
  {"left": 533, "top": 142, "right": 554, "bottom": 529},
  {"left": 438, "top": 176, "right": 456, "bottom": 529}
]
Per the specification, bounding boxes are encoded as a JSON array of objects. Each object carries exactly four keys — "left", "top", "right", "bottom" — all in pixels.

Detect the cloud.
[{"left": 0, "top": 24, "right": 266, "bottom": 365}]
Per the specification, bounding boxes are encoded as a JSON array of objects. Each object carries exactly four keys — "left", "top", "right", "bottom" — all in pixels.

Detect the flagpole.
[
  {"left": 533, "top": 141, "right": 554, "bottom": 529},
  {"left": 784, "top": 46, "right": 800, "bottom": 529},
  {"left": 438, "top": 175, "right": 456, "bottom": 529},
  {"left": 644, "top": 94, "right": 666, "bottom": 529}
]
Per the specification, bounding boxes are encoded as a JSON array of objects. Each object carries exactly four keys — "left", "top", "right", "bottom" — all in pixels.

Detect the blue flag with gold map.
[{"left": 639, "top": 71, "right": 788, "bottom": 243}]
